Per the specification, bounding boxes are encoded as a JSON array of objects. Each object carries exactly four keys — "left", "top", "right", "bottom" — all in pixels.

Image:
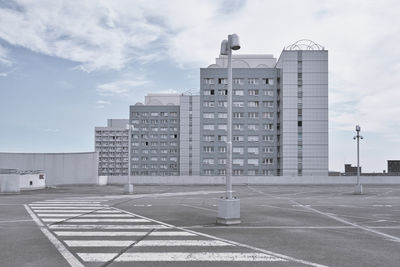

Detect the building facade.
[
  {"left": 388, "top": 160, "right": 400, "bottom": 174},
  {"left": 95, "top": 119, "right": 129, "bottom": 176}
]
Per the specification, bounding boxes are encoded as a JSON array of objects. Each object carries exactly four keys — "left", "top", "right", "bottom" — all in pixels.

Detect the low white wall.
[
  {"left": 0, "top": 152, "right": 98, "bottom": 186},
  {"left": 0, "top": 173, "right": 20, "bottom": 193},
  {"left": 20, "top": 173, "right": 46, "bottom": 190},
  {"left": 106, "top": 175, "right": 400, "bottom": 185}
]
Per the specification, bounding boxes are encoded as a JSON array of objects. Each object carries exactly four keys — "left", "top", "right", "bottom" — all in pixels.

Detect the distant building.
[
  {"left": 344, "top": 164, "right": 360, "bottom": 175},
  {"left": 388, "top": 160, "right": 400, "bottom": 174},
  {"left": 95, "top": 119, "right": 129, "bottom": 176}
]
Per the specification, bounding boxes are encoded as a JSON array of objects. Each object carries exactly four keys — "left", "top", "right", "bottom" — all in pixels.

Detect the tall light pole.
[
  {"left": 125, "top": 124, "right": 134, "bottom": 194},
  {"left": 216, "top": 34, "right": 241, "bottom": 225},
  {"left": 353, "top": 125, "right": 363, "bottom": 195}
]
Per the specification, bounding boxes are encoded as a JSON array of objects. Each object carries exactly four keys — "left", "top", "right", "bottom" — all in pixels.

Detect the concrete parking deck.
[{"left": 0, "top": 185, "right": 399, "bottom": 266}]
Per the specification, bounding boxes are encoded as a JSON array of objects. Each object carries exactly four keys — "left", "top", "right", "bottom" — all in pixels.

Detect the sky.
[{"left": 0, "top": 0, "right": 399, "bottom": 173}]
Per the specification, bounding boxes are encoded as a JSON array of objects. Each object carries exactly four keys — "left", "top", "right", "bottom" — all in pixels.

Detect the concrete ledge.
[
  {"left": 0, "top": 173, "right": 20, "bottom": 193},
  {"left": 105, "top": 175, "right": 400, "bottom": 185}
]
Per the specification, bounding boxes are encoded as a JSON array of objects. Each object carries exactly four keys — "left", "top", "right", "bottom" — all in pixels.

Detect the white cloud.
[
  {"left": 95, "top": 99, "right": 111, "bottom": 109},
  {"left": 96, "top": 76, "right": 149, "bottom": 96},
  {"left": 43, "top": 128, "right": 60, "bottom": 133},
  {"left": 0, "top": 44, "right": 12, "bottom": 66}
]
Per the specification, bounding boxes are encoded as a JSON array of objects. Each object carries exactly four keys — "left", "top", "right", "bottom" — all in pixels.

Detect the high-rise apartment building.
[
  {"left": 95, "top": 40, "right": 328, "bottom": 177},
  {"left": 95, "top": 119, "right": 129, "bottom": 176}
]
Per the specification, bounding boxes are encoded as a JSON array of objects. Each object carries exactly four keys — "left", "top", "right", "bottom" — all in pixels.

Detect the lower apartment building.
[{"left": 95, "top": 40, "right": 328, "bottom": 177}]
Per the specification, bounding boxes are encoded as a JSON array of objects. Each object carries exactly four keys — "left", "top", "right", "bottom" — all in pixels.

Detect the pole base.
[
  {"left": 216, "top": 198, "right": 240, "bottom": 225},
  {"left": 124, "top": 184, "right": 134, "bottom": 194},
  {"left": 353, "top": 184, "right": 363, "bottom": 195}
]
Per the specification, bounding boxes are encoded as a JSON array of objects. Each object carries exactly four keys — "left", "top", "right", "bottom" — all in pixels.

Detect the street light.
[
  {"left": 353, "top": 125, "right": 363, "bottom": 195},
  {"left": 125, "top": 124, "right": 134, "bottom": 194},
  {"left": 216, "top": 34, "right": 241, "bottom": 225}
]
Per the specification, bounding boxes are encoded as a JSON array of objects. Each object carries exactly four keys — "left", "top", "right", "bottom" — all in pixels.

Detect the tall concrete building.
[
  {"left": 96, "top": 40, "right": 328, "bottom": 177},
  {"left": 95, "top": 119, "right": 129, "bottom": 176},
  {"left": 200, "top": 40, "right": 328, "bottom": 176}
]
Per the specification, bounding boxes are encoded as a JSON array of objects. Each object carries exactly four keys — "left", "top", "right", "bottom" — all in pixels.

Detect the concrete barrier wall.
[
  {"left": 106, "top": 175, "right": 400, "bottom": 185},
  {"left": 0, "top": 152, "right": 98, "bottom": 186},
  {"left": 0, "top": 173, "right": 20, "bottom": 193}
]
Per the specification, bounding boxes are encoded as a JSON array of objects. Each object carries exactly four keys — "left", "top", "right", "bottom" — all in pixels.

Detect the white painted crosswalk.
[{"left": 25, "top": 196, "right": 327, "bottom": 266}]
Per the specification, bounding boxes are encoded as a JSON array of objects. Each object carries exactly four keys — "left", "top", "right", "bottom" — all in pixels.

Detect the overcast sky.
[{"left": 0, "top": 0, "right": 399, "bottom": 172}]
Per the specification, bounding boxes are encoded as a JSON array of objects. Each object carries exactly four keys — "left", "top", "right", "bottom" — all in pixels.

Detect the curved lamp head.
[
  {"left": 220, "top": 39, "right": 229, "bottom": 55},
  {"left": 229, "top": 34, "right": 240, "bottom": 50},
  {"left": 356, "top": 125, "right": 361, "bottom": 132}
]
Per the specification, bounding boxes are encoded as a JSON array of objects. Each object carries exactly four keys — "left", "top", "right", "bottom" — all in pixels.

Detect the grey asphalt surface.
[{"left": 0, "top": 184, "right": 399, "bottom": 267}]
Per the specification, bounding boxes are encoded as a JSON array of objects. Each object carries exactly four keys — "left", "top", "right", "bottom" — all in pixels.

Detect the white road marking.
[
  {"left": 180, "top": 204, "right": 216, "bottom": 212},
  {"left": 0, "top": 219, "right": 33, "bottom": 223},
  {"left": 112, "top": 206, "right": 328, "bottom": 267},
  {"left": 33, "top": 209, "right": 119, "bottom": 213},
  {"left": 66, "top": 240, "right": 231, "bottom": 247},
  {"left": 42, "top": 218, "right": 149, "bottom": 223},
  {"left": 49, "top": 224, "right": 168, "bottom": 230},
  {"left": 29, "top": 204, "right": 103, "bottom": 206},
  {"left": 33, "top": 202, "right": 101, "bottom": 204},
  {"left": 54, "top": 231, "right": 196, "bottom": 236},
  {"left": 78, "top": 252, "right": 285, "bottom": 262},
  {"left": 24, "top": 205, "right": 84, "bottom": 267},
  {"left": 31, "top": 207, "right": 106, "bottom": 209},
  {"left": 38, "top": 214, "right": 133, "bottom": 217}
]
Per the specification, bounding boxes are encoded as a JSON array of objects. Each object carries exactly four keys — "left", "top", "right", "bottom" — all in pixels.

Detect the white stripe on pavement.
[
  {"left": 65, "top": 240, "right": 231, "bottom": 247},
  {"left": 37, "top": 214, "right": 133, "bottom": 217},
  {"left": 31, "top": 207, "right": 106, "bottom": 209},
  {"left": 42, "top": 218, "right": 149, "bottom": 223},
  {"left": 54, "top": 231, "right": 196, "bottom": 237},
  {"left": 33, "top": 209, "right": 119, "bottom": 213},
  {"left": 78, "top": 252, "right": 285, "bottom": 262},
  {"left": 29, "top": 204, "right": 103, "bottom": 206},
  {"left": 49, "top": 224, "right": 168, "bottom": 230}
]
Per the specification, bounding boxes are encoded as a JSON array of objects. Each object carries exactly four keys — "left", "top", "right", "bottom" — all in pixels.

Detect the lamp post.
[
  {"left": 353, "top": 125, "right": 363, "bottom": 195},
  {"left": 216, "top": 34, "right": 241, "bottom": 225},
  {"left": 125, "top": 124, "right": 134, "bottom": 194}
]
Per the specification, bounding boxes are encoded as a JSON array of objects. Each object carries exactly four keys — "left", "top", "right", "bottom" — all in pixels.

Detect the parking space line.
[
  {"left": 55, "top": 231, "right": 197, "bottom": 236},
  {"left": 38, "top": 214, "right": 133, "bottom": 217},
  {"left": 49, "top": 224, "right": 168, "bottom": 230},
  {"left": 65, "top": 240, "right": 232, "bottom": 247},
  {"left": 42, "top": 218, "right": 150, "bottom": 223}
]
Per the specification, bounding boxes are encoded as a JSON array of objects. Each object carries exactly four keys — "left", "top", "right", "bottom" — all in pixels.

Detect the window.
[
  {"left": 233, "top": 101, "right": 244, "bottom": 107},
  {"left": 262, "top": 158, "right": 273, "bottom": 164},
  {"left": 218, "top": 113, "right": 227, "bottom": 118},
  {"left": 203, "top": 113, "right": 215, "bottom": 119},
  {"left": 264, "top": 124, "right": 273, "bottom": 130},
  {"left": 234, "top": 90, "right": 244, "bottom": 96},
  {"left": 248, "top": 136, "right": 259, "bottom": 142},
  {"left": 218, "top": 169, "right": 226, "bottom": 175},
  {"left": 264, "top": 90, "right": 274, "bottom": 96},
  {"left": 160, "top": 127, "right": 167, "bottom": 131},
  {"left": 218, "top": 159, "right": 227, "bottom": 164},
  {"left": 150, "top": 112, "right": 158, "bottom": 116},
  {"left": 233, "top": 112, "right": 244, "bottom": 118},
  {"left": 203, "top": 159, "right": 215, "bottom": 164},
  {"left": 248, "top": 124, "right": 258, "bottom": 130},
  {"left": 218, "top": 135, "right": 227, "bottom": 141},
  {"left": 170, "top": 112, "right": 178, "bottom": 117},
  {"left": 248, "top": 159, "right": 259, "bottom": 166},
  {"left": 203, "top": 124, "right": 214, "bottom": 130},
  {"left": 263, "top": 112, "right": 273, "bottom": 119},
  {"left": 203, "top": 101, "right": 215, "bottom": 107},
  {"left": 263, "top": 135, "right": 273, "bottom": 141},
  {"left": 233, "top": 147, "right": 244, "bottom": 154},
  {"left": 218, "top": 78, "right": 227, "bottom": 84},
  {"left": 263, "top": 170, "right": 273, "bottom": 176},
  {"left": 218, "top": 124, "right": 227, "bottom": 130},
  {"left": 233, "top": 124, "right": 243, "bottom": 130},
  {"left": 204, "top": 146, "right": 214, "bottom": 152},
  {"left": 248, "top": 89, "right": 259, "bottom": 96},
  {"left": 204, "top": 90, "right": 215, "bottom": 95},
  {"left": 150, "top": 157, "right": 158, "bottom": 161},
  {"left": 248, "top": 101, "right": 259, "bottom": 107},
  {"left": 233, "top": 159, "right": 244, "bottom": 166},
  {"left": 233, "top": 78, "right": 243, "bottom": 84},
  {"left": 263, "top": 101, "right": 274, "bottom": 108},
  {"left": 218, "top": 89, "right": 228, "bottom": 95},
  {"left": 233, "top": 169, "right": 244, "bottom": 175},
  {"left": 204, "top": 169, "right": 213, "bottom": 175},
  {"left": 218, "top": 101, "right": 227, "bottom": 107},
  {"left": 204, "top": 135, "right": 215, "bottom": 141},
  {"left": 248, "top": 147, "right": 259, "bottom": 154},
  {"left": 218, "top": 146, "right": 226, "bottom": 153},
  {"left": 204, "top": 78, "right": 214, "bottom": 84},
  {"left": 233, "top": 135, "right": 244, "bottom": 142},
  {"left": 263, "top": 147, "right": 274, "bottom": 153},
  {"left": 248, "top": 78, "right": 259, "bottom": 84},
  {"left": 248, "top": 112, "right": 259, "bottom": 118},
  {"left": 248, "top": 170, "right": 258, "bottom": 175}
]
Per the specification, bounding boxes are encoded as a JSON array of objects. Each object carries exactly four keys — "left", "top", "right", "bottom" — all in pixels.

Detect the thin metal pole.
[
  {"left": 356, "top": 131, "right": 360, "bottom": 186},
  {"left": 128, "top": 125, "right": 131, "bottom": 186},
  {"left": 226, "top": 35, "right": 233, "bottom": 200}
]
